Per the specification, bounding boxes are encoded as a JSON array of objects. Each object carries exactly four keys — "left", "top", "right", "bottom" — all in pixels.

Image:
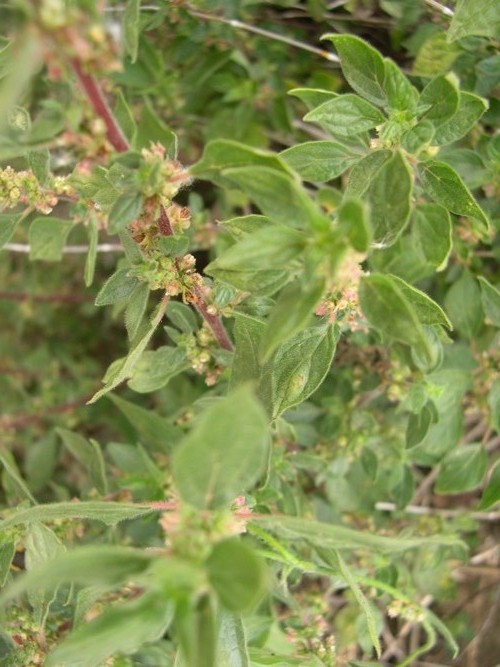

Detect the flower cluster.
[
  {"left": 315, "top": 250, "right": 367, "bottom": 332},
  {"left": 0, "top": 167, "right": 73, "bottom": 214},
  {"left": 181, "top": 323, "right": 224, "bottom": 386},
  {"left": 139, "top": 144, "right": 192, "bottom": 201}
]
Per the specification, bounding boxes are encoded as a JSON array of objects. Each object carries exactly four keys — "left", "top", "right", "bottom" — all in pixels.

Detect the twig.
[
  {"left": 187, "top": 8, "right": 340, "bottom": 64},
  {"left": 375, "top": 502, "right": 500, "bottom": 523},
  {"left": 423, "top": 0, "right": 454, "bottom": 17},
  {"left": 3, "top": 243, "right": 123, "bottom": 254}
]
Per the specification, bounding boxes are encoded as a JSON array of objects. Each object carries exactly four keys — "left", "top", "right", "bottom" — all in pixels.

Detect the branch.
[
  {"left": 423, "top": 0, "right": 454, "bottom": 17},
  {"left": 187, "top": 8, "right": 340, "bottom": 64},
  {"left": 375, "top": 502, "right": 500, "bottom": 523},
  {"left": 3, "top": 242, "right": 123, "bottom": 254},
  {"left": 70, "top": 57, "right": 129, "bottom": 153},
  {"left": 68, "top": 55, "right": 233, "bottom": 351}
]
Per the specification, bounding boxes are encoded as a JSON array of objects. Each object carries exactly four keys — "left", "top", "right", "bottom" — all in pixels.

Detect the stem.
[
  {"left": 69, "top": 55, "right": 233, "bottom": 351},
  {"left": 3, "top": 242, "right": 123, "bottom": 254},
  {"left": 188, "top": 8, "right": 340, "bottom": 64},
  {"left": 70, "top": 57, "right": 129, "bottom": 153},
  {"left": 194, "top": 293, "right": 233, "bottom": 351}
]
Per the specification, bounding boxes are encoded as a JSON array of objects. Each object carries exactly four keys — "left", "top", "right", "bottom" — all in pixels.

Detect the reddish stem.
[
  {"left": 194, "top": 295, "right": 233, "bottom": 351},
  {"left": 70, "top": 58, "right": 129, "bottom": 153},
  {"left": 69, "top": 56, "right": 232, "bottom": 351}
]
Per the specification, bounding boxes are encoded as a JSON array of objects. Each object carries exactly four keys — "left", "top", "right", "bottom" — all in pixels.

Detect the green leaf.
[
  {"left": 478, "top": 276, "right": 500, "bottom": 327},
  {"left": 217, "top": 611, "right": 249, "bottom": 667},
  {"left": 206, "top": 226, "right": 303, "bottom": 295},
  {"left": 304, "top": 95, "right": 385, "bottom": 137},
  {"left": 25, "top": 523, "right": 65, "bottom": 626},
  {"left": 190, "top": 139, "right": 293, "bottom": 189},
  {"left": 385, "top": 275, "right": 452, "bottom": 330},
  {"left": 401, "top": 120, "right": 435, "bottom": 155},
  {"left": 478, "top": 460, "right": 500, "bottom": 510},
  {"left": 207, "top": 538, "right": 265, "bottom": 612},
  {"left": 433, "top": 92, "right": 488, "bottom": 146},
  {"left": 123, "top": 0, "right": 141, "bottom": 63},
  {"left": 359, "top": 274, "right": 428, "bottom": 349},
  {"left": 413, "top": 32, "right": 459, "bottom": 77},
  {"left": 338, "top": 198, "right": 372, "bottom": 252},
  {"left": 445, "top": 270, "right": 483, "bottom": 339},
  {"left": 280, "top": 141, "right": 361, "bottom": 182},
  {"left": 158, "top": 235, "right": 190, "bottom": 257},
  {"left": 412, "top": 203, "right": 452, "bottom": 270},
  {"left": 0, "top": 502, "right": 156, "bottom": 531},
  {"left": 222, "top": 166, "right": 321, "bottom": 229},
  {"left": 46, "top": 592, "right": 173, "bottom": 667},
  {"left": 128, "top": 345, "right": 189, "bottom": 393},
  {"left": 84, "top": 216, "right": 98, "bottom": 287},
  {"left": 0, "top": 546, "right": 155, "bottom": 608},
  {"left": 230, "top": 313, "right": 265, "bottom": 389},
  {"left": 334, "top": 552, "right": 381, "bottom": 657},
  {"left": 136, "top": 100, "right": 177, "bottom": 156},
  {"left": 119, "top": 229, "right": 143, "bottom": 264},
  {"left": 447, "top": 0, "right": 500, "bottom": 42},
  {"left": 89, "top": 298, "right": 168, "bottom": 403},
  {"left": 345, "top": 149, "right": 392, "bottom": 198},
  {"left": 114, "top": 90, "right": 138, "bottom": 145},
  {"left": 0, "top": 451, "right": 37, "bottom": 504},
  {"left": 364, "top": 150, "right": 413, "bottom": 246},
  {"left": 406, "top": 403, "right": 435, "bottom": 449},
  {"left": 418, "top": 160, "right": 489, "bottom": 234},
  {"left": 28, "top": 148, "right": 50, "bottom": 184},
  {"left": 167, "top": 301, "right": 198, "bottom": 332},
  {"left": 207, "top": 226, "right": 305, "bottom": 275},
  {"left": 259, "top": 279, "right": 325, "bottom": 363},
  {"left": 487, "top": 379, "right": 500, "bottom": 433},
  {"left": 419, "top": 75, "right": 459, "bottom": 126},
  {"left": 252, "top": 516, "right": 464, "bottom": 553},
  {"left": 95, "top": 267, "right": 139, "bottom": 306},
  {"left": 322, "top": 34, "right": 387, "bottom": 107},
  {"left": 221, "top": 214, "right": 272, "bottom": 240},
  {"left": 108, "top": 191, "right": 143, "bottom": 233},
  {"left": 108, "top": 393, "right": 181, "bottom": 452},
  {"left": 172, "top": 386, "right": 270, "bottom": 510},
  {"left": 29, "top": 217, "right": 73, "bottom": 261},
  {"left": 57, "top": 428, "right": 108, "bottom": 495},
  {"left": 0, "top": 542, "right": 15, "bottom": 587},
  {"left": 436, "top": 444, "right": 488, "bottom": 494},
  {"left": 382, "top": 58, "right": 418, "bottom": 111},
  {"left": 125, "top": 282, "right": 150, "bottom": 340},
  {"left": 288, "top": 87, "right": 338, "bottom": 110},
  {"left": 269, "top": 325, "right": 339, "bottom": 419},
  {"left": 0, "top": 213, "right": 20, "bottom": 248},
  {"left": 0, "top": 31, "right": 39, "bottom": 132}
]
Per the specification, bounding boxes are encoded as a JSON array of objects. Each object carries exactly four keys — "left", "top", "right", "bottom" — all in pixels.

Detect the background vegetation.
[{"left": 0, "top": 1, "right": 499, "bottom": 665}]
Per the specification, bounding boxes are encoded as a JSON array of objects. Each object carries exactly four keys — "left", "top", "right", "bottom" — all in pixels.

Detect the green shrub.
[{"left": 0, "top": 1, "right": 498, "bottom": 665}]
